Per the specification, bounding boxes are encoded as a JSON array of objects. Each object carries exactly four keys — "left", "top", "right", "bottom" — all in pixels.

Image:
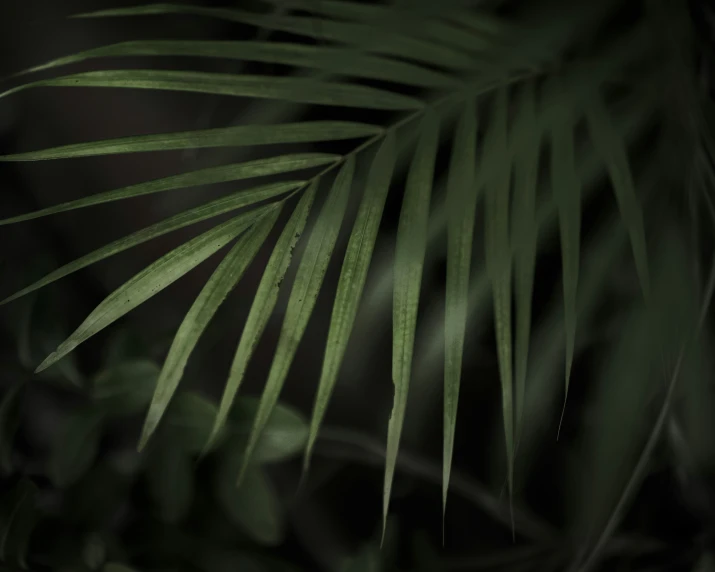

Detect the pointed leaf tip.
[
  {"left": 384, "top": 110, "right": 439, "bottom": 529},
  {"left": 304, "top": 131, "right": 396, "bottom": 477}
]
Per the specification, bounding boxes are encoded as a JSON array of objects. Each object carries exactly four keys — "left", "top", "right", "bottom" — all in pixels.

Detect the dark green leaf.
[
  {"left": 585, "top": 94, "right": 650, "bottom": 299},
  {"left": 74, "top": 6, "right": 476, "bottom": 71},
  {"left": 483, "top": 88, "right": 514, "bottom": 498},
  {"left": 139, "top": 210, "right": 279, "bottom": 450},
  {"left": 550, "top": 94, "right": 581, "bottom": 424},
  {"left": 50, "top": 409, "right": 104, "bottom": 487},
  {"left": 385, "top": 111, "right": 439, "bottom": 531},
  {"left": 511, "top": 81, "right": 540, "bottom": 443},
  {"left": 0, "top": 121, "right": 379, "bottom": 161},
  {"left": 206, "top": 184, "right": 317, "bottom": 454},
  {"left": 23, "top": 41, "right": 453, "bottom": 89},
  {"left": 238, "top": 158, "right": 355, "bottom": 481},
  {"left": 443, "top": 99, "right": 477, "bottom": 515},
  {"left": 304, "top": 133, "right": 396, "bottom": 474},
  {"left": 1, "top": 183, "right": 297, "bottom": 305},
  {"left": 35, "top": 213, "right": 259, "bottom": 372},
  {"left": 0, "top": 155, "right": 328, "bottom": 226},
  {"left": 163, "top": 391, "right": 220, "bottom": 453},
  {"left": 1, "top": 70, "right": 423, "bottom": 110}
]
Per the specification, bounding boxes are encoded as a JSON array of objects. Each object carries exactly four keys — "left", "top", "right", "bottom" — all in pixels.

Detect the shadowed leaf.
[
  {"left": 238, "top": 157, "right": 356, "bottom": 481},
  {"left": 35, "top": 214, "right": 257, "bottom": 372},
  {"left": 205, "top": 184, "right": 317, "bottom": 455},
  {"left": 304, "top": 133, "right": 396, "bottom": 475},
  {"left": 385, "top": 111, "right": 439, "bottom": 535},
  {"left": 550, "top": 91, "right": 581, "bottom": 428},
  {"left": 0, "top": 155, "right": 333, "bottom": 225},
  {"left": 0, "top": 70, "right": 423, "bottom": 110},
  {"left": 0, "top": 122, "right": 380, "bottom": 161},
  {"left": 484, "top": 88, "right": 514, "bottom": 501},
  {"left": 443, "top": 99, "right": 477, "bottom": 517},
  {"left": 585, "top": 94, "right": 650, "bottom": 299},
  {"left": 1, "top": 183, "right": 297, "bottom": 305},
  {"left": 22, "top": 40, "right": 453, "bottom": 89},
  {"left": 511, "top": 81, "right": 541, "bottom": 443},
  {"left": 139, "top": 209, "right": 280, "bottom": 450}
]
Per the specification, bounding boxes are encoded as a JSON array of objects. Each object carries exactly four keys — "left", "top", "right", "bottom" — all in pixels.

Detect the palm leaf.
[
  {"left": 204, "top": 185, "right": 317, "bottom": 455},
  {"left": 443, "top": 99, "right": 477, "bottom": 516},
  {"left": 138, "top": 210, "right": 280, "bottom": 450},
  {"left": 0, "top": 154, "right": 336, "bottom": 225},
  {"left": 0, "top": 121, "right": 381, "bottom": 161},
  {"left": 550, "top": 90, "right": 581, "bottom": 431},
  {"left": 483, "top": 88, "right": 515, "bottom": 502},
  {"left": 511, "top": 81, "right": 540, "bottom": 444},
  {"left": 1, "top": 182, "right": 298, "bottom": 305},
  {"left": 22, "top": 41, "right": 454, "bottom": 89},
  {"left": 237, "top": 157, "right": 356, "bottom": 482},
  {"left": 385, "top": 111, "right": 439, "bottom": 534},
  {"left": 304, "top": 133, "right": 396, "bottom": 474},
  {"left": 35, "top": 213, "right": 258, "bottom": 372},
  {"left": 0, "top": 70, "right": 423, "bottom": 110}
]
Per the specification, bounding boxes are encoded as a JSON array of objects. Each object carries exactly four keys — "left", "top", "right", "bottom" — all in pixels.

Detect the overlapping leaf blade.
[
  {"left": 139, "top": 209, "right": 280, "bottom": 450},
  {"left": 73, "top": 5, "right": 476, "bottom": 71},
  {"left": 237, "top": 157, "right": 356, "bottom": 481},
  {"left": 0, "top": 154, "right": 335, "bottom": 225},
  {"left": 443, "top": 100, "right": 477, "bottom": 516},
  {"left": 385, "top": 111, "right": 439, "bottom": 533},
  {"left": 585, "top": 94, "right": 650, "bottom": 299},
  {"left": 22, "top": 41, "right": 453, "bottom": 89},
  {"left": 550, "top": 88, "right": 582, "bottom": 427},
  {"left": 511, "top": 81, "right": 540, "bottom": 443},
  {"left": 0, "top": 122, "right": 380, "bottom": 161},
  {"left": 304, "top": 133, "right": 396, "bottom": 475},
  {"left": 35, "top": 214, "right": 256, "bottom": 372},
  {"left": 0, "top": 70, "right": 423, "bottom": 110},
  {"left": 1, "top": 182, "right": 298, "bottom": 305},
  {"left": 483, "top": 88, "right": 515, "bottom": 500},
  {"left": 204, "top": 184, "right": 317, "bottom": 454}
]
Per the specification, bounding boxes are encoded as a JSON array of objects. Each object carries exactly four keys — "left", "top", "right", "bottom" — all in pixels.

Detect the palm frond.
[
  {"left": 0, "top": 0, "right": 697, "bottom": 547},
  {"left": 139, "top": 210, "right": 280, "bottom": 450}
]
